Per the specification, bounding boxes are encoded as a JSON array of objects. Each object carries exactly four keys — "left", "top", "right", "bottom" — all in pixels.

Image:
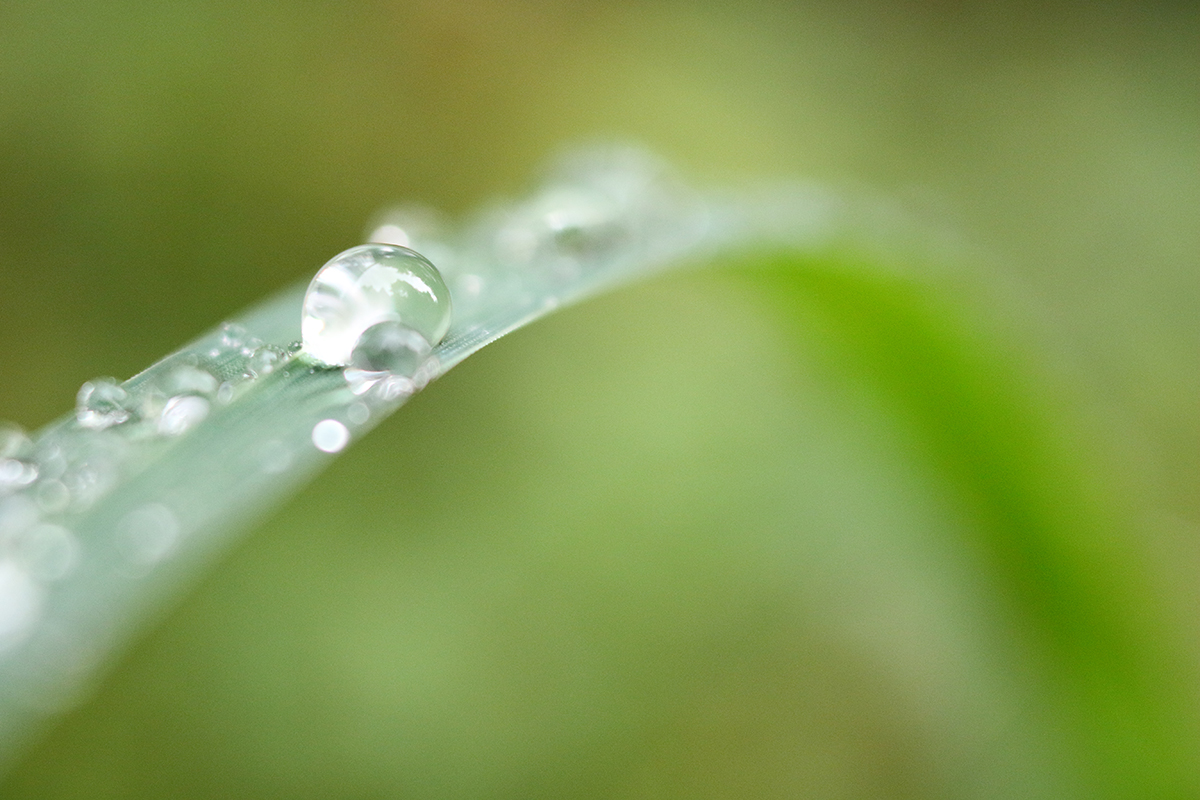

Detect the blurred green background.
[{"left": 1, "top": 1, "right": 1197, "bottom": 797}]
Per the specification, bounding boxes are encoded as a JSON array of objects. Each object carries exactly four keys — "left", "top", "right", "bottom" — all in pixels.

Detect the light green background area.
[{"left": 0, "top": 2, "right": 1197, "bottom": 797}]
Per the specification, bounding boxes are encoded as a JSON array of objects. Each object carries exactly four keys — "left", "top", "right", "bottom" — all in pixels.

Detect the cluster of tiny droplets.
[{"left": 0, "top": 323, "right": 308, "bottom": 654}]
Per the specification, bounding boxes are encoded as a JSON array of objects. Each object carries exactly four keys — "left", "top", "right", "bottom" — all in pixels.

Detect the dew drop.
[
  {"left": 61, "top": 459, "right": 117, "bottom": 512},
  {"left": 76, "top": 378, "right": 135, "bottom": 430},
  {"left": 0, "top": 457, "right": 38, "bottom": 494},
  {"left": 312, "top": 419, "right": 350, "bottom": 453},
  {"left": 343, "top": 368, "right": 384, "bottom": 397},
  {"left": 157, "top": 395, "right": 210, "bottom": 436},
  {"left": 343, "top": 368, "right": 416, "bottom": 401},
  {"left": 216, "top": 382, "right": 235, "bottom": 405},
  {"left": 219, "top": 322, "right": 249, "bottom": 348},
  {"left": 301, "top": 244, "right": 452, "bottom": 367},
  {"left": 244, "top": 345, "right": 284, "bottom": 378},
  {"left": 350, "top": 320, "right": 432, "bottom": 376}
]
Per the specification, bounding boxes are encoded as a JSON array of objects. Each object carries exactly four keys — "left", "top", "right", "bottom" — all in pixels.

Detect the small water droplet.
[
  {"left": 76, "top": 378, "right": 135, "bottom": 430},
  {"left": 0, "top": 457, "right": 38, "bottom": 494},
  {"left": 344, "top": 368, "right": 384, "bottom": 396},
  {"left": 244, "top": 345, "right": 284, "bottom": 378},
  {"left": 350, "top": 320, "right": 432, "bottom": 376},
  {"left": 345, "top": 402, "right": 370, "bottom": 426},
  {"left": 116, "top": 504, "right": 180, "bottom": 567},
  {"left": 301, "top": 244, "right": 452, "bottom": 367},
  {"left": 61, "top": 459, "right": 117, "bottom": 512},
  {"left": 312, "top": 419, "right": 350, "bottom": 453},
  {"left": 10, "top": 523, "right": 78, "bottom": 581},
  {"left": 216, "top": 381, "right": 235, "bottom": 404},
  {"left": 0, "top": 560, "right": 42, "bottom": 653},
  {"left": 157, "top": 395, "right": 210, "bottom": 436},
  {"left": 376, "top": 374, "right": 418, "bottom": 400},
  {"left": 219, "top": 322, "right": 249, "bottom": 348}
]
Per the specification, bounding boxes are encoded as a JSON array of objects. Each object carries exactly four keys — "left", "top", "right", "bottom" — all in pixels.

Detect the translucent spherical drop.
[
  {"left": 350, "top": 320, "right": 432, "bottom": 376},
  {"left": 244, "top": 346, "right": 284, "bottom": 378},
  {"left": 76, "top": 378, "right": 135, "bottom": 430},
  {"left": 301, "top": 244, "right": 452, "bottom": 368},
  {"left": 0, "top": 458, "right": 37, "bottom": 494}
]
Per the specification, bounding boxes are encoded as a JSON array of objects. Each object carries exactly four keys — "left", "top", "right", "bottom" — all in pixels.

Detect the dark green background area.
[{"left": 0, "top": 1, "right": 1197, "bottom": 797}]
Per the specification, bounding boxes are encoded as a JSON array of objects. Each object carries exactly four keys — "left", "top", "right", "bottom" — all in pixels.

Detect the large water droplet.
[
  {"left": 301, "top": 244, "right": 452, "bottom": 367},
  {"left": 76, "top": 378, "right": 135, "bottom": 430}
]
